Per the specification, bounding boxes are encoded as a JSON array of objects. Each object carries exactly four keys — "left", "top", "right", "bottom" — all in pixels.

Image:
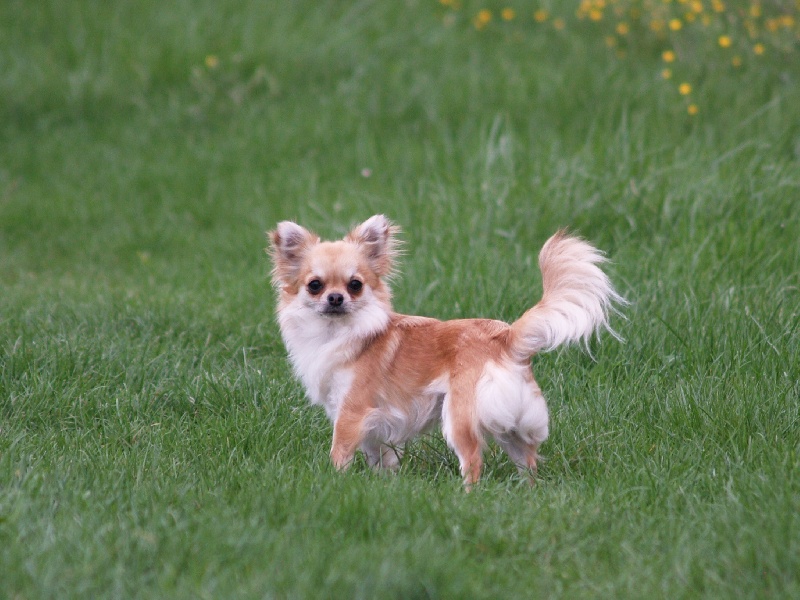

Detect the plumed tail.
[{"left": 509, "top": 231, "right": 626, "bottom": 359}]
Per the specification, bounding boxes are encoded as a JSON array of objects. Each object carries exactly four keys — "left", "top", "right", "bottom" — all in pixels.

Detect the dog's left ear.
[{"left": 346, "top": 214, "right": 400, "bottom": 277}]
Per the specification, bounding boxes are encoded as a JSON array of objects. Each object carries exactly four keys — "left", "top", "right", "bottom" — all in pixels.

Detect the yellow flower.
[
  {"left": 718, "top": 35, "right": 732, "bottom": 48},
  {"left": 669, "top": 18, "right": 683, "bottom": 31},
  {"left": 712, "top": 0, "right": 725, "bottom": 12},
  {"left": 753, "top": 43, "right": 765, "bottom": 55},
  {"left": 605, "top": 35, "right": 618, "bottom": 48},
  {"left": 687, "top": 104, "right": 699, "bottom": 115},
  {"left": 616, "top": 22, "right": 630, "bottom": 35},
  {"left": 662, "top": 49, "right": 676, "bottom": 62},
  {"left": 650, "top": 19, "right": 665, "bottom": 32},
  {"left": 662, "top": 68, "right": 673, "bottom": 79},
  {"left": 553, "top": 18, "right": 566, "bottom": 30},
  {"left": 749, "top": 4, "right": 762, "bottom": 18},
  {"left": 679, "top": 82, "right": 692, "bottom": 95},
  {"left": 589, "top": 8, "right": 603, "bottom": 21},
  {"left": 731, "top": 55, "right": 742, "bottom": 67},
  {"left": 501, "top": 7, "right": 516, "bottom": 21},
  {"left": 690, "top": 1, "right": 704, "bottom": 13},
  {"left": 204, "top": 54, "right": 219, "bottom": 69},
  {"left": 474, "top": 9, "right": 492, "bottom": 29},
  {"left": 534, "top": 9, "right": 549, "bottom": 22}
]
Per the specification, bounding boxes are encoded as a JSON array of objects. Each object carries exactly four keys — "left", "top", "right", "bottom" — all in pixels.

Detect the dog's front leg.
[{"left": 330, "top": 403, "right": 372, "bottom": 471}]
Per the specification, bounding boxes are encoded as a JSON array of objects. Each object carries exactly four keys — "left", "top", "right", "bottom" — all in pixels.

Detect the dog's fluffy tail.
[{"left": 509, "top": 231, "right": 626, "bottom": 359}]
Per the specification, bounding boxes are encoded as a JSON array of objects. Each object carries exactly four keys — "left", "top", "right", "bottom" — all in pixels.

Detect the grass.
[{"left": 1, "top": 0, "right": 799, "bottom": 597}]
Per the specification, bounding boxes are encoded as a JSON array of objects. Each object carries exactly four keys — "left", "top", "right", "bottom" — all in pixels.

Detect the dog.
[{"left": 269, "top": 215, "right": 625, "bottom": 487}]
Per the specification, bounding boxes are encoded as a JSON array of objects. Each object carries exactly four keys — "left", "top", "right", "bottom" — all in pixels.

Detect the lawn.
[{"left": 1, "top": 0, "right": 799, "bottom": 597}]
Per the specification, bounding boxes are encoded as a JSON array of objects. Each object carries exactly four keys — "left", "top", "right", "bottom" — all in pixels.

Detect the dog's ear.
[
  {"left": 268, "top": 221, "right": 319, "bottom": 285},
  {"left": 346, "top": 214, "right": 400, "bottom": 277}
]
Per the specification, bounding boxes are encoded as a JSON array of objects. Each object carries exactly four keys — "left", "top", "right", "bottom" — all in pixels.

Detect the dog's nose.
[{"left": 327, "top": 293, "right": 344, "bottom": 307}]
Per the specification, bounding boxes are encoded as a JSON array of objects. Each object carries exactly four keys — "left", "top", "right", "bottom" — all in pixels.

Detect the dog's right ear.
[{"left": 268, "top": 221, "right": 319, "bottom": 285}]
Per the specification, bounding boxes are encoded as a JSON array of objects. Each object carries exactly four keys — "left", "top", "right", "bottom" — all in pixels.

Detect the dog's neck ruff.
[{"left": 278, "top": 302, "right": 390, "bottom": 413}]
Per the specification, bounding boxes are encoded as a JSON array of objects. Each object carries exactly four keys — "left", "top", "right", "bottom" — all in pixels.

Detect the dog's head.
[{"left": 268, "top": 214, "right": 399, "bottom": 319}]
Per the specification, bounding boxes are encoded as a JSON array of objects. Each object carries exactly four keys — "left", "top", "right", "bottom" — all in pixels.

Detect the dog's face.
[
  {"left": 284, "top": 239, "right": 382, "bottom": 318},
  {"left": 269, "top": 215, "right": 398, "bottom": 319}
]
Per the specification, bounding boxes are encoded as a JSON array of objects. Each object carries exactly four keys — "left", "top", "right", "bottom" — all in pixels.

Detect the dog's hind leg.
[
  {"left": 361, "top": 439, "right": 403, "bottom": 471},
  {"left": 496, "top": 434, "right": 540, "bottom": 484},
  {"left": 441, "top": 373, "right": 485, "bottom": 490},
  {"left": 475, "top": 362, "right": 548, "bottom": 485}
]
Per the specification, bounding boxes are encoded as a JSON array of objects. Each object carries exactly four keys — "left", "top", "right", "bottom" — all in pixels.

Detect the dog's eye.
[
  {"left": 307, "top": 279, "right": 323, "bottom": 295},
  {"left": 347, "top": 279, "right": 363, "bottom": 294}
]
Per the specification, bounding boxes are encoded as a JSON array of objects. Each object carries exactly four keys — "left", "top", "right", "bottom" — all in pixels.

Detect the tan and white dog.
[{"left": 269, "top": 215, "right": 624, "bottom": 487}]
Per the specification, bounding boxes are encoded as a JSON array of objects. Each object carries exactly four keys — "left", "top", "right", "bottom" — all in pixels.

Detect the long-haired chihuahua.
[{"left": 269, "top": 215, "right": 625, "bottom": 487}]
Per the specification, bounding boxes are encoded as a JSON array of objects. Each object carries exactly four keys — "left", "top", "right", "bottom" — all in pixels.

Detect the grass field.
[{"left": 2, "top": 0, "right": 799, "bottom": 597}]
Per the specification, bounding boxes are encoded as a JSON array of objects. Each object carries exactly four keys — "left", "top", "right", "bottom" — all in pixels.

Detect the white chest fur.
[{"left": 278, "top": 302, "right": 389, "bottom": 420}]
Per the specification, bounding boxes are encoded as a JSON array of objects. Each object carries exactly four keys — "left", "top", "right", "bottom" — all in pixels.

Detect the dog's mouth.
[{"left": 320, "top": 305, "right": 349, "bottom": 317}]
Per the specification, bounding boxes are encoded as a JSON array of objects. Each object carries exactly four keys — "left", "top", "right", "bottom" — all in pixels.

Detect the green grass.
[{"left": 2, "top": 0, "right": 799, "bottom": 597}]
